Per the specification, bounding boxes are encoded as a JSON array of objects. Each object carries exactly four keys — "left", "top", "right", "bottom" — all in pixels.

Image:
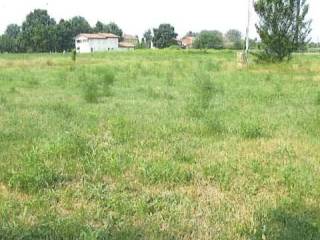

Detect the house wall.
[
  {"left": 76, "top": 36, "right": 91, "bottom": 53},
  {"left": 75, "top": 37, "right": 119, "bottom": 53}
]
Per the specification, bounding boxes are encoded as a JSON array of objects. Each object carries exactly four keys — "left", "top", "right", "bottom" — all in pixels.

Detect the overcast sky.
[{"left": 1, "top": 0, "right": 319, "bottom": 41}]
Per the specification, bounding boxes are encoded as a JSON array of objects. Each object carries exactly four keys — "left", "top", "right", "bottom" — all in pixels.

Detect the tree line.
[
  {"left": 0, "top": 9, "right": 246, "bottom": 54},
  {"left": 0, "top": 9, "right": 123, "bottom": 53},
  {"left": 140, "top": 26, "right": 248, "bottom": 50},
  {"left": 0, "top": 0, "right": 316, "bottom": 62}
]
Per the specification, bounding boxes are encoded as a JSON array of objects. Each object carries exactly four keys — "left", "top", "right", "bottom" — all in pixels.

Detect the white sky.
[{"left": 1, "top": 0, "right": 319, "bottom": 41}]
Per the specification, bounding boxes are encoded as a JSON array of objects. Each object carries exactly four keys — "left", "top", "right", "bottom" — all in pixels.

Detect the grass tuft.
[
  {"left": 141, "top": 161, "right": 193, "bottom": 184},
  {"left": 7, "top": 149, "right": 66, "bottom": 193},
  {"left": 240, "top": 121, "right": 265, "bottom": 139}
]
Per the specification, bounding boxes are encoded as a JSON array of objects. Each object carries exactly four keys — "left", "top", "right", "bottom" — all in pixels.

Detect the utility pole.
[{"left": 245, "top": 0, "right": 252, "bottom": 62}]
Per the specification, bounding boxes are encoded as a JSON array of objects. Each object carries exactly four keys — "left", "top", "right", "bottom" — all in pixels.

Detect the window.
[{"left": 77, "top": 40, "right": 82, "bottom": 43}]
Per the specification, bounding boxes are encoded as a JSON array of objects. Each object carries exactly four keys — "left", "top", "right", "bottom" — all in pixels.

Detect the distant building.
[
  {"left": 75, "top": 33, "right": 119, "bottom": 53},
  {"left": 119, "top": 42, "right": 135, "bottom": 51},
  {"left": 75, "top": 33, "right": 137, "bottom": 53},
  {"left": 181, "top": 36, "right": 195, "bottom": 49},
  {"left": 122, "top": 34, "right": 139, "bottom": 46}
]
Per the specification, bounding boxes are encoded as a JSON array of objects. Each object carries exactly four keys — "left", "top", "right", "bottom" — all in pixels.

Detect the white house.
[{"left": 75, "top": 33, "right": 119, "bottom": 53}]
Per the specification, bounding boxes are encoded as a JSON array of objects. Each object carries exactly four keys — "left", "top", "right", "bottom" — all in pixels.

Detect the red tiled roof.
[{"left": 76, "top": 33, "right": 119, "bottom": 39}]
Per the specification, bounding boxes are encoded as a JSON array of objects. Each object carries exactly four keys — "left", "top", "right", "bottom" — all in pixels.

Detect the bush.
[
  {"left": 187, "top": 72, "right": 224, "bottom": 118},
  {"left": 82, "top": 68, "right": 116, "bottom": 103},
  {"left": 71, "top": 49, "right": 77, "bottom": 62},
  {"left": 193, "top": 30, "right": 224, "bottom": 49},
  {"left": 83, "top": 81, "right": 99, "bottom": 103},
  {"left": 168, "top": 45, "right": 181, "bottom": 50}
]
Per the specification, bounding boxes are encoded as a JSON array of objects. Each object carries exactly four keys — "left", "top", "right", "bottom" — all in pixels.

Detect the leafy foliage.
[
  {"left": 21, "top": 9, "right": 56, "bottom": 52},
  {"left": 225, "top": 29, "right": 243, "bottom": 49},
  {"left": 254, "top": 0, "right": 311, "bottom": 61},
  {"left": 0, "top": 9, "right": 124, "bottom": 53},
  {"left": 94, "top": 21, "right": 123, "bottom": 38},
  {"left": 193, "top": 30, "right": 224, "bottom": 49},
  {"left": 152, "top": 24, "right": 178, "bottom": 49}
]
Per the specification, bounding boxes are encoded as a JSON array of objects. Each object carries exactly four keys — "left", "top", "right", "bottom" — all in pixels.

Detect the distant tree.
[
  {"left": 5, "top": 24, "right": 21, "bottom": 38},
  {"left": 0, "top": 35, "right": 17, "bottom": 52},
  {"left": 104, "top": 22, "right": 123, "bottom": 38},
  {"left": 193, "top": 30, "right": 224, "bottom": 49},
  {"left": 55, "top": 19, "right": 74, "bottom": 51},
  {"left": 94, "top": 21, "right": 105, "bottom": 32},
  {"left": 143, "top": 29, "right": 153, "bottom": 48},
  {"left": 225, "top": 29, "right": 243, "bottom": 49},
  {"left": 254, "top": 0, "right": 311, "bottom": 61},
  {"left": 21, "top": 9, "right": 56, "bottom": 52},
  {"left": 153, "top": 24, "right": 178, "bottom": 49},
  {"left": 293, "top": 0, "right": 312, "bottom": 50},
  {"left": 70, "top": 16, "right": 92, "bottom": 36},
  {"left": 0, "top": 24, "right": 23, "bottom": 53}
]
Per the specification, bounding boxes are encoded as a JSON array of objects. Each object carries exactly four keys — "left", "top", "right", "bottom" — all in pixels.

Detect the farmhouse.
[
  {"left": 75, "top": 33, "right": 119, "bottom": 53},
  {"left": 181, "top": 36, "right": 195, "bottom": 49},
  {"left": 75, "top": 33, "right": 137, "bottom": 53},
  {"left": 122, "top": 34, "right": 139, "bottom": 47}
]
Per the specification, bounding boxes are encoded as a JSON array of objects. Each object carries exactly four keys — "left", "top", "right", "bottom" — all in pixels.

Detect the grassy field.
[{"left": 0, "top": 50, "right": 319, "bottom": 240}]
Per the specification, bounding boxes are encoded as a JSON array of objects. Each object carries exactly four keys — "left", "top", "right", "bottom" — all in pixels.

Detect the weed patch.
[
  {"left": 6, "top": 149, "right": 66, "bottom": 193},
  {"left": 240, "top": 121, "right": 266, "bottom": 139},
  {"left": 141, "top": 161, "right": 193, "bottom": 184}
]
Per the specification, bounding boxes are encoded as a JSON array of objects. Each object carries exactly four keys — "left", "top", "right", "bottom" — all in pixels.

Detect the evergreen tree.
[{"left": 254, "top": 0, "right": 311, "bottom": 61}]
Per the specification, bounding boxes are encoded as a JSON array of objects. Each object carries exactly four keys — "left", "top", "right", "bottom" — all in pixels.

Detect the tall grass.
[{"left": 0, "top": 50, "right": 320, "bottom": 239}]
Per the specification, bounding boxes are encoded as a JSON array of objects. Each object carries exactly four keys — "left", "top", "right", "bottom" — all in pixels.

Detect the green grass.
[{"left": 0, "top": 50, "right": 320, "bottom": 239}]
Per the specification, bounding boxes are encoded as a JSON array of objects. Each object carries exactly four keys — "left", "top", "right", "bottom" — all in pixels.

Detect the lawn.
[{"left": 0, "top": 50, "right": 319, "bottom": 239}]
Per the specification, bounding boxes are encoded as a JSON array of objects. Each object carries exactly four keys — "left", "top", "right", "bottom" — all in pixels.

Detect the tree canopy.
[
  {"left": 193, "top": 30, "right": 224, "bottom": 49},
  {"left": 254, "top": 0, "right": 311, "bottom": 61},
  {"left": 225, "top": 29, "right": 242, "bottom": 49},
  {"left": 21, "top": 9, "right": 56, "bottom": 52},
  {"left": 0, "top": 9, "right": 125, "bottom": 53},
  {"left": 152, "top": 24, "right": 178, "bottom": 49}
]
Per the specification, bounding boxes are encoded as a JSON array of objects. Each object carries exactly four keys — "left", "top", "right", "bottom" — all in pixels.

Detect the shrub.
[
  {"left": 188, "top": 72, "right": 224, "bottom": 117},
  {"left": 100, "top": 70, "right": 115, "bottom": 97},
  {"left": 72, "top": 49, "right": 76, "bottom": 62},
  {"left": 193, "top": 30, "right": 224, "bottom": 49},
  {"left": 83, "top": 80, "right": 99, "bottom": 103},
  {"left": 82, "top": 68, "right": 116, "bottom": 103},
  {"left": 168, "top": 45, "right": 181, "bottom": 50}
]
